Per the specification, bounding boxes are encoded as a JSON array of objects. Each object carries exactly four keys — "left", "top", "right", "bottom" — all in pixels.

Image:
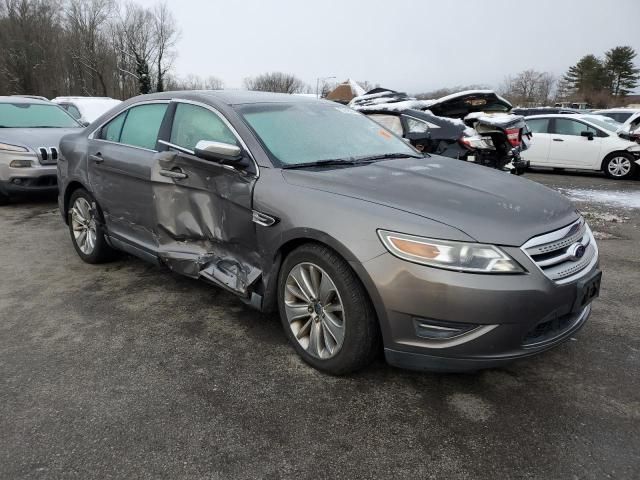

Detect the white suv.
[
  {"left": 523, "top": 114, "right": 640, "bottom": 179},
  {"left": 52, "top": 97, "right": 122, "bottom": 125}
]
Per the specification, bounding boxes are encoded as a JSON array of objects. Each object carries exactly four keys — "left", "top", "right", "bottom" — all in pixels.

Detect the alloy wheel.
[
  {"left": 607, "top": 156, "right": 632, "bottom": 177},
  {"left": 70, "top": 197, "right": 98, "bottom": 255},
  {"left": 284, "top": 262, "right": 345, "bottom": 359}
]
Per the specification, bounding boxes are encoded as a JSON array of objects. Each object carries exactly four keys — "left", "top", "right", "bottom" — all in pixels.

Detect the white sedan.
[{"left": 523, "top": 114, "right": 640, "bottom": 179}]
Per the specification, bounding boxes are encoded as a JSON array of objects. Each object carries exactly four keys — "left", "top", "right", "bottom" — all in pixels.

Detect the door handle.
[
  {"left": 89, "top": 153, "right": 104, "bottom": 163},
  {"left": 159, "top": 168, "right": 188, "bottom": 180},
  {"left": 552, "top": 138, "right": 564, "bottom": 142}
]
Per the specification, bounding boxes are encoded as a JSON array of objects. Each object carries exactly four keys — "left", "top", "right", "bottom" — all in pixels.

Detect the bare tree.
[
  {"left": 116, "top": 2, "right": 157, "bottom": 94},
  {"left": 500, "top": 70, "right": 556, "bottom": 106},
  {"left": 65, "top": 0, "right": 115, "bottom": 96},
  {"left": 244, "top": 72, "right": 306, "bottom": 94},
  {"left": 152, "top": 1, "right": 178, "bottom": 92}
]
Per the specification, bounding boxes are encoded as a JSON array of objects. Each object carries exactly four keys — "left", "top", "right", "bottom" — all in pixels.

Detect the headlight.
[
  {"left": 378, "top": 230, "right": 525, "bottom": 273},
  {"left": 10, "top": 159, "right": 33, "bottom": 168},
  {"left": 0, "top": 142, "right": 28, "bottom": 152}
]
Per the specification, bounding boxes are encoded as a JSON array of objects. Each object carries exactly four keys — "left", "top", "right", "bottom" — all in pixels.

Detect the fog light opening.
[{"left": 413, "top": 318, "right": 478, "bottom": 340}]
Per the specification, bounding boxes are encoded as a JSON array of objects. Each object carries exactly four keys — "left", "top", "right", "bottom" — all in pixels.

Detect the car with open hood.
[
  {"left": 57, "top": 91, "right": 601, "bottom": 374},
  {"left": 0, "top": 96, "right": 83, "bottom": 205}
]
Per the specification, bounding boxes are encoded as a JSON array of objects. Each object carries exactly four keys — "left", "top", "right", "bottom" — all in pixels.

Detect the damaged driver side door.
[{"left": 152, "top": 101, "right": 261, "bottom": 296}]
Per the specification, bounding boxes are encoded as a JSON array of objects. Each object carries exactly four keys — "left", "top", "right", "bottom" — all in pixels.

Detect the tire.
[
  {"left": 277, "top": 243, "right": 380, "bottom": 375},
  {"left": 67, "top": 188, "right": 115, "bottom": 264},
  {"left": 0, "top": 192, "right": 9, "bottom": 206},
  {"left": 603, "top": 152, "right": 636, "bottom": 180}
]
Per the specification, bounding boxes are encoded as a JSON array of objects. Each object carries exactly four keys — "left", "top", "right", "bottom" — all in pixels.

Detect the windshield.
[
  {"left": 582, "top": 116, "right": 622, "bottom": 132},
  {"left": 0, "top": 102, "right": 81, "bottom": 128},
  {"left": 237, "top": 102, "right": 418, "bottom": 166}
]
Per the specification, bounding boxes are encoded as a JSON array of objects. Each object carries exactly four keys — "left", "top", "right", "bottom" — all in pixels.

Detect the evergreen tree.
[
  {"left": 604, "top": 46, "right": 639, "bottom": 97},
  {"left": 135, "top": 54, "right": 151, "bottom": 94},
  {"left": 563, "top": 55, "right": 607, "bottom": 95}
]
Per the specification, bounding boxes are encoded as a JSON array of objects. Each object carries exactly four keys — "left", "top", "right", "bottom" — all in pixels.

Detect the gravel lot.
[{"left": 1, "top": 171, "right": 638, "bottom": 479}]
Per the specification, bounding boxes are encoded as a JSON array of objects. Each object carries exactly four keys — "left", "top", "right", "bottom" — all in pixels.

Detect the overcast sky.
[{"left": 136, "top": 0, "right": 640, "bottom": 94}]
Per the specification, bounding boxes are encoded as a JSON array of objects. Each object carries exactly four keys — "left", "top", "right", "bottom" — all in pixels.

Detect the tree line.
[
  {"left": 500, "top": 46, "right": 639, "bottom": 108},
  {"left": 0, "top": 0, "right": 188, "bottom": 99}
]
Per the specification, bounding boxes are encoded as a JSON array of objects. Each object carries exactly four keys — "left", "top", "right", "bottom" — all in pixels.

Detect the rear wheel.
[
  {"left": 277, "top": 243, "right": 380, "bottom": 375},
  {"left": 68, "top": 189, "right": 115, "bottom": 263},
  {"left": 603, "top": 153, "right": 636, "bottom": 179},
  {"left": 0, "top": 192, "right": 9, "bottom": 206}
]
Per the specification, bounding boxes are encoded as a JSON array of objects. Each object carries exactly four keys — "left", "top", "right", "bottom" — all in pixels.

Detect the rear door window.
[
  {"left": 169, "top": 103, "right": 238, "bottom": 151},
  {"left": 526, "top": 118, "right": 550, "bottom": 134},
  {"left": 118, "top": 103, "right": 168, "bottom": 150}
]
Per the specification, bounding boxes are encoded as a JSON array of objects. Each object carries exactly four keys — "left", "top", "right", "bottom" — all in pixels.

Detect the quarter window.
[
  {"left": 526, "top": 118, "right": 550, "bottom": 134},
  {"left": 101, "top": 111, "right": 127, "bottom": 142},
  {"left": 169, "top": 103, "right": 238, "bottom": 151}
]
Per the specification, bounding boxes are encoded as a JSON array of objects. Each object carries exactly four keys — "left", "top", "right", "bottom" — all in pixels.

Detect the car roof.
[
  {"left": 0, "top": 96, "right": 53, "bottom": 105},
  {"left": 593, "top": 108, "right": 640, "bottom": 113},
  {"left": 121, "top": 90, "right": 321, "bottom": 107},
  {"left": 52, "top": 96, "right": 118, "bottom": 102}
]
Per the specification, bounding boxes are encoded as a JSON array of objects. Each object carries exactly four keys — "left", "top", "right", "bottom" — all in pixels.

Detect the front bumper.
[
  {"left": 0, "top": 160, "right": 58, "bottom": 195},
  {"left": 353, "top": 249, "right": 599, "bottom": 372}
]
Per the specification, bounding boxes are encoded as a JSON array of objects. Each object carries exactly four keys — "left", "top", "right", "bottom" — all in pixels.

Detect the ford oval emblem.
[{"left": 569, "top": 243, "right": 586, "bottom": 261}]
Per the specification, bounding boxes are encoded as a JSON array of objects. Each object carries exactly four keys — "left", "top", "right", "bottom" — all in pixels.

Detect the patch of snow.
[
  {"left": 560, "top": 188, "right": 640, "bottom": 209},
  {"left": 354, "top": 100, "right": 437, "bottom": 113},
  {"left": 429, "top": 89, "right": 511, "bottom": 108}
]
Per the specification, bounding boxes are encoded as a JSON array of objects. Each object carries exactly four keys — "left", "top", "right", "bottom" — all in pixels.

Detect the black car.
[
  {"left": 352, "top": 89, "right": 530, "bottom": 173},
  {"left": 512, "top": 107, "right": 581, "bottom": 116},
  {"left": 359, "top": 108, "right": 486, "bottom": 159}
]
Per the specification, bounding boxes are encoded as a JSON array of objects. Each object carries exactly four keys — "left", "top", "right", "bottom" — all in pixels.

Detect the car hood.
[
  {"left": 282, "top": 156, "right": 578, "bottom": 247},
  {"left": 0, "top": 127, "right": 83, "bottom": 150}
]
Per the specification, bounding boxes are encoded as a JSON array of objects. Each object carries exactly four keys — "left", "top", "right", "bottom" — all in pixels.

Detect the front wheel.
[
  {"left": 277, "top": 243, "right": 380, "bottom": 375},
  {"left": 603, "top": 153, "right": 636, "bottom": 179},
  {"left": 0, "top": 191, "right": 9, "bottom": 206},
  {"left": 68, "top": 188, "right": 115, "bottom": 263}
]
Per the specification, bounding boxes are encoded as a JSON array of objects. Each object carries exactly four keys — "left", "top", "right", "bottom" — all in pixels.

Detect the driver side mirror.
[
  {"left": 580, "top": 131, "right": 594, "bottom": 141},
  {"left": 194, "top": 140, "right": 243, "bottom": 163}
]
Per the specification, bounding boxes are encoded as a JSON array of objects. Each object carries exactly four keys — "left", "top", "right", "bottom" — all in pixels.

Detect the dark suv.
[{"left": 58, "top": 91, "right": 601, "bottom": 374}]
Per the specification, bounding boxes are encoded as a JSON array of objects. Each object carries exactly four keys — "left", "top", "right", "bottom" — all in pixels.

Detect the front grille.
[
  {"left": 523, "top": 218, "right": 597, "bottom": 284},
  {"left": 37, "top": 147, "right": 58, "bottom": 165}
]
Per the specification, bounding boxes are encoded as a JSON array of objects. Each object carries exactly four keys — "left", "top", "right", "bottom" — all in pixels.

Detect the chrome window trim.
[
  {"left": 169, "top": 98, "right": 260, "bottom": 178},
  {"left": 87, "top": 100, "right": 171, "bottom": 153},
  {"left": 158, "top": 139, "right": 193, "bottom": 155}
]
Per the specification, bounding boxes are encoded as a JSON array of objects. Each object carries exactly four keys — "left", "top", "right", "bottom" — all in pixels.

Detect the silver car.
[
  {"left": 0, "top": 97, "right": 82, "bottom": 205},
  {"left": 57, "top": 91, "right": 601, "bottom": 374}
]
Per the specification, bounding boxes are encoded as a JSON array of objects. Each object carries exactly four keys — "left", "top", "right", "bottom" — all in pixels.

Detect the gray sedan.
[{"left": 57, "top": 91, "right": 601, "bottom": 374}]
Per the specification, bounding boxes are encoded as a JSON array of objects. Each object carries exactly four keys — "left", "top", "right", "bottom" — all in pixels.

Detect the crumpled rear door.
[{"left": 150, "top": 150, "right": 262, "bottom": 296}]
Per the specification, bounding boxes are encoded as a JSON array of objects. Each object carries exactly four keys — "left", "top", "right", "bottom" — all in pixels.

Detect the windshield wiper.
[
  {"left": 282, "top": 153, "right": 423, "bottom": 170},
  {"left": 281, "top": 158, "right": 367, "bottom": 170},
  {"left": 352, "top": 152, "right": 423, "bottom": 161}
]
